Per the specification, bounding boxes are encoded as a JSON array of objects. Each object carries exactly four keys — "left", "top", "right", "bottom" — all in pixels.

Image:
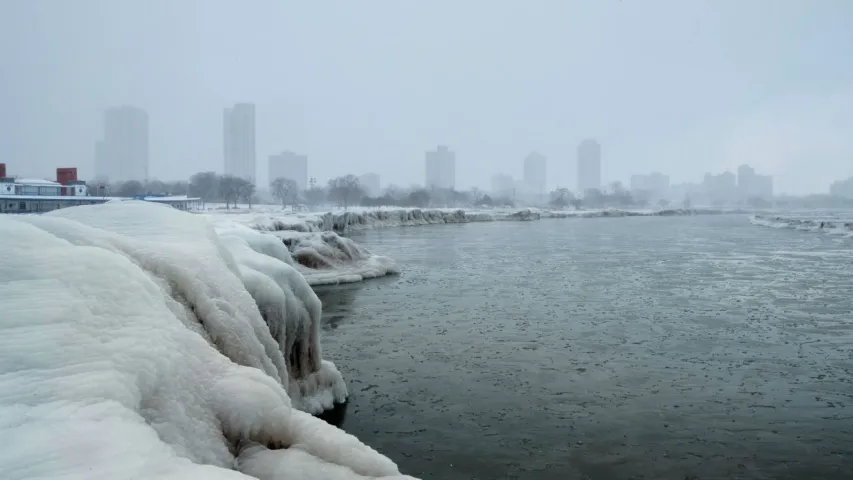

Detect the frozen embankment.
[
  {"left": 751, "top": 213, "right": 853, "bottom": 237},
  {"left": 213, "top": 206, "right": 731, "bottom": 235},
  {"left": 211, "top": 220, "right": 399, "bottom": 286},
  {"left": 0, "top": 201, "right": 418, "bottom": 480}
]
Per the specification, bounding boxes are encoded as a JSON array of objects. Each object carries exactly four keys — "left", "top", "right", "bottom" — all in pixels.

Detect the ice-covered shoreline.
[
  {"left": 206, "top": 205, "right": 741, "bottom": 235},
  {"left": 0, "top": 202, "right": 418, "bottom": 479},
  {"left": 750, "top": 213, "right": 853, "bottom": 237}
]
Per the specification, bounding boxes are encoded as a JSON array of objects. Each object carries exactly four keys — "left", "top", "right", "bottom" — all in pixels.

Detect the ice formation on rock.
[
  {"left": 275, "top": 231, "right": 399, "bottom": 286},
  {"left": 213, "top": 206, "right": 737, "bottom": 235},
  {"left": 0, "top": 201, "right": 416, "bottom": 479},
  {"left": 751, "top": 214, "right": 853, "bottom": 236}
]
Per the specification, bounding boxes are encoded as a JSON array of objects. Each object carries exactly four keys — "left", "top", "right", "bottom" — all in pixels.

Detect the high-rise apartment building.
[
  {"left": 737, "top": 164, "right": 773, "bottom": 200},
  {"left": 94, "top": 106, "right": 149, "bottom": 182},
  {"left": 577, "top": 139, "right": 601, "bottom": 195},
  {"left": 268, "top": 151, "right": 308, "bottom": 191},
  {"left": 224, "top": 103, "right": 256, "bottom": 184},
  {"left": 425, "top": 145, "right": 456, "bottom": 190},
  {"left": 523, "top": 152, "right": 547, "bottom": 196}
]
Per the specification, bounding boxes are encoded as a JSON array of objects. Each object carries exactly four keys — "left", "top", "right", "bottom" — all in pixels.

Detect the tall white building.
[
  {"left": 95, "top": 106, "right": 149, "bottom": 182},
  {"left": 491, "top": 173, "right": 515, "bottom": 197},
  {"left": 830, "top": 177, "right": 853, "bottom": 198},
  {"left": 268, "top": 151, "right": 308, "bottom": 191},
  {"left": 425, "top": 145, "right": 456, "bottom": 190},
  {"left": 737, "top": 164, "right": 773, "bottom": 200},
  {"left": 577, "top": 139, "right": 601, "bottom": 195},
  {"left": 523, "top": 152, "right": 547, "bottom": 196},
  {"left": 358, "top": 173, "right": 381, "bottom": 197},
  {"left": 224, "top": 103, "right": 256, "bottom": 184}
]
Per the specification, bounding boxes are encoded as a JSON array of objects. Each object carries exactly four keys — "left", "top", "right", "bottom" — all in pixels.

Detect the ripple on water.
[{"left": 318, "top": 215, "right": 853, "bottom": 480}]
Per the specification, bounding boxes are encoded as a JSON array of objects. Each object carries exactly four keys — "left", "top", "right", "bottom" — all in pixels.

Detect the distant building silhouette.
[
  {"left": 703, "top": 171, "right": 738, "bottom": 204},
  {"left": 523, "top": 152, "right": 547, "bottom": 197},
  {"left": 829, "top": 177, "right": 853, "bottom": 198},
  {"left": 737, "top": 164, "right": 773, "bottom": 200},
  {"left": 268, "top": 151, "right": 308, "bottom": 191},
  {"left": 95, "top": 106, "right": 149, "bottom": 182},
  {"left": 576, "top": 139, "right": 601, "bottom": 195},
  {"left": 630, "top": 172, "right": 670, "bottom": 199},
  {"left": 224, "top": 103, "right": 256, "bottom": 184},
  {"left": 425, "top": 145, "right": 456, "bottom": 190},
  {"left": 358, "top": 173, "right": 381, "bottom": 197},
  {"left": 491, "top": 173, "right": 515, "bottom": 198}
]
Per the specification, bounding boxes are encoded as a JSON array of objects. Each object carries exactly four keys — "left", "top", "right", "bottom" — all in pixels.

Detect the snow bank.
[
  {"left": 750, "top": 213, "right": 853, "bottom": 237},
  {"left": 0, "top": 201, "right": 416, "bottom": 479}
]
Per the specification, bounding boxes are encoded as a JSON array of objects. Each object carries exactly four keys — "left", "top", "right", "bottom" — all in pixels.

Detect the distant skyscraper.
[
  {"left": 523, "top": 152, "right": 547, "bottom": 196},
  {"left": 630, "top": 172, "right": 670, "bottom": 198},
  {"left": 94, "top": 106, "right": 149, "bottom": 182},
  {"left": 576, "top": 139, "right": 601, "bottom": 195},
  {"left": 358, "top": 173, "right": 381, "bottom": 197},
  {"left": 491, "top": 173, "right": 515, "bottom": 197},
  {"left": 268, "top": 151, "right": 308, "bottom": 191},
  {"left": 737, "top": 164, "right": 773, "bottom": 200},
  {"left": 425, "top": 145, "right": 456, "bottom": 190},
  {"left": 224, "top": 103, "right": 256, "bottom": 184}
]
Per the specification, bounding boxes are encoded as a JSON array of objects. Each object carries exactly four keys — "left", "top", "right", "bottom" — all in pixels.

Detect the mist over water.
[{"left": 318, "top": 215, "right": 853, "bottom": 480}]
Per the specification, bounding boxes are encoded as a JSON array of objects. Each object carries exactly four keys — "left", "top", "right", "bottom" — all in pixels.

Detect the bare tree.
[
  {"left": 549, "top": 187, "right": 574, "bottom": 208},
  {"left": 218, "top": 175, "right": 242, "bottom": 209},
  {"left": 238, "top": 179, "right": 256, "bottom": 208},
  {"left": 115, "top": 180, "right": 145, "bottom": 197},
  {"left": 327, "top": 175, "right": 364, "bottom": 210},
  {"left": 270, "top": 177, "right": 298, "bottom": 208},
  {"left": 189, "top": 171, "right": 220, "bottom": 207},
  {"left": 304, "top": 186, "right": 327, "bottom": 207}
]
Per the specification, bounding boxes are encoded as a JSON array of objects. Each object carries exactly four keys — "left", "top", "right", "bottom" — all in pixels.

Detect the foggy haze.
[{"left": 2, "top": 0, "right": 852, "bottom": 195}]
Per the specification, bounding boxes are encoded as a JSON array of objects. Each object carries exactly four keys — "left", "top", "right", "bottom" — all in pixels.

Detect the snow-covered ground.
[{"left": 0, "top": 201, "right": 417, "bottom": 479}]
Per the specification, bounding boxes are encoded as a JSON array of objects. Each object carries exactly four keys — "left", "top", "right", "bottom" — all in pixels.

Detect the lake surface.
[{"left": 316, "top": 215, "right": 853, "bottom": 480}]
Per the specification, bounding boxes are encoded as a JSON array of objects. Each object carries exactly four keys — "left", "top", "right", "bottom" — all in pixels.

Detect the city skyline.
[{"left": 4, "top": 2, "right": 853, "bottom": 194}]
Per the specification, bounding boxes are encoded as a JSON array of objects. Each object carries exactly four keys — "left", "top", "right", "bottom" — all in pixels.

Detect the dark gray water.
[{"left": 317, "top": 215, "right": 853, "bottom": 480}]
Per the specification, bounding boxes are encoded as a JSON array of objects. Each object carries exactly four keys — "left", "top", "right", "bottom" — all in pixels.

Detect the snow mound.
[
  {"left": 275, "top": 230, "right": 400, "bottom": 286},
  {"left": 0, "top": 201, "right": 416, "bottom": 479},
  {"left": 750, "top": 213, "right": 853, "bottom": 237}
]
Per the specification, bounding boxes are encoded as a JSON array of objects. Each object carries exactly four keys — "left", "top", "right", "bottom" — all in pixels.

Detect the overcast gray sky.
[{"left": 1, "top": 0, "right": 852, "bottom": 194}]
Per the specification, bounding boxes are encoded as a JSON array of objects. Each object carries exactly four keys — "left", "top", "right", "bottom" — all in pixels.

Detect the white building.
[
  {"left": 830, "top": 177, "right": 853, "bottom": 198},
  {"left": 268, "top": 151, "right": 308, "bottom": 191},
  {"left": 703, "top": 171, "right": 738, "bottom": 205},
  {"left": 425, "top": 145, "right": 456, "bottom": 190},
  {"left": 490, "top": 173, "right": 515, "bottom": 198},
  {"left": 358, "top": 173, "right": 381, "bottom": 197},
  {"left": 630, "top": 172, "right": 670, "bottom": 199},
  {"left": 95, "top": 106, "right": 149, "bottom": 182},
  {"left": 523, "top": 152, "right": 547, "bottom": 197},
  {"left": 737, "top": 164, "right": 773, "bottom": 200},
  {"left": 224, "top": 103, "right": 256, "bottom": 184},
  {"left": 577, "top": 139, "right": 601, "bottom": 195}
]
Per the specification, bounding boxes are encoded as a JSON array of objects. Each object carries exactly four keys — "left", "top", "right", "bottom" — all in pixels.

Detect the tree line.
[{"left": 98, "top": 173, "right": 675, "bottom": 211}]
